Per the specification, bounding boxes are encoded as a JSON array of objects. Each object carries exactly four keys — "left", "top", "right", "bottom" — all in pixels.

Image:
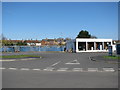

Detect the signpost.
[{"left": 108, "top": 45, "right": 112, "bottom": 56}]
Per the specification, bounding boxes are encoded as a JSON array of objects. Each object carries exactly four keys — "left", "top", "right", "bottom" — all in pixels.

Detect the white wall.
[
  {"left": 76, "top": 38, "right": 112, "bottom": 52},
  {"left": 112, "top": 45, "right": 116, "bottom": 52},
  {"left": 36, "top": 43, "right": 41, "bottom": 46}
]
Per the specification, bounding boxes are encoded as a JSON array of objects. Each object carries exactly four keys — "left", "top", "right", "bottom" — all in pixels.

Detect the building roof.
[
  {"left": 3, "top": 40, "right": 41, "bottom": 43},
  {"left": 76, "top": 38, "right": 112, "bottom": 42}
]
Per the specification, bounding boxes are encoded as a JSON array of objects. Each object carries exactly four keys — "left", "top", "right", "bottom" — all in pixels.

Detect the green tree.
[
  {"left": 91, "top": 35, "right": 97, "bottom": 39},
  {"left": 16, "top": 41, "right": 27, "bottom": 46},
  {"left": 76, "top": 30, "right": 91, "bottom": 38}
]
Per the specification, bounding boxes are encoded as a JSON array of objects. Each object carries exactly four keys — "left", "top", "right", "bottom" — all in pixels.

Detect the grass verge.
[
  {"left": 0, "top": 55, "right": 41, "bottom": 59},
  {"left": 104, "top": 56, "right": 120, "bottom": 59}
]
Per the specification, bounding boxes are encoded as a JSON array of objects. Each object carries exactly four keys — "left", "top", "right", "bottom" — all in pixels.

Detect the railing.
[{"left": 1, "top": 46, "right": 65, "bottom": 52}]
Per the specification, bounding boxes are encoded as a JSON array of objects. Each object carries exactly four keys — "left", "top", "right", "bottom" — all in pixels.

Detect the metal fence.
[{"left": 1, "top": 46, "right": 65, "bottom": 52}]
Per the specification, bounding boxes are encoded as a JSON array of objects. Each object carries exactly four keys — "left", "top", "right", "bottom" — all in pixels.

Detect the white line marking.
[
  {"left": 8, "top": 68, "right": 17, "bottom": 70},
  {"left": 0, "top": 67, "right": 6, "bottom": 69},
  {"left": 57, "top": 68, "right": 68, "bottom": 71},
  {"left": 103, "top": 68, "right": 115, "bottom": 72},
  {"left": 72, "top": 68, "right": 83, "bottom": 71},
  {"left": 65, "top": 63, "right": 80, "bottom": 64},
  {"left": 0, "top": 60, "right": 15, "bottom": 62},
  {"left": 88, "top": 68, "right": 98, "bottom": 72},
  {"left": 32, "top": 69, "right": 41, "bottom": 71},
  {"left": 27, "top": 58, "right": 36, "bottom": 60},
  {"left": 20, "top": 68, "right": 30, "bottom": 70},
  {"left": 43, "top": 67, "right": 54, "bottom": 71},
  {"left": 51, "top": 61, "right": 61, "bottom": 66},
  {"left": 65, "top": 60, "right": 80, "bottom": 64},
  {"left": 20, "top": 59, "right": 28, "bottom": 60},
  {"left": 21, "top": 58, "right": 36, "bottom": 60}
]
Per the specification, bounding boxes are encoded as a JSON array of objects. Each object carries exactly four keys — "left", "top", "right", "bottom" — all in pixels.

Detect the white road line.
[
  {"left": 103, "top": 68, "right": 115, "bottom": 72},
  {"left": 65, "top": 63, "right": 80, "bottom": 65},
  {"left": 72, "top": 68, "right": 83, "bottom": 71},
  {"left": 65, "top": 60, "right": 80, "bottom": 65},
  {"left": 51, "top": 61, "right": 61, "bottom": 66},
  {"left": 0, "top": 60, "right": 15, "bottom": 62},
  {"left": 20, "top": 68, "right": 30, "bottom": 70},
  {"left": 8, "top": 68, "right": 17, "bottom": 70},
  {"left": 57, "top": 68, "right": 68, "bottom": 71},
  {"left": 0, "top": 67, "right": 116, "bottom": 72},
  {"left": 43, "top": 67, "right": 54, "bottom": 71},
  {"left": 27, "top": 58, "right": 36, "bottom": 60},
  {"left": 88, "top": 68, "right": 98, "bottom": 72},
  {"left": 0, "top": 67, "right": 6, "bottom": 69},
  {"left": 21, "top": 58, "right": 36, "bottom": 60},
  {"left": 20, "top": 59, "right": 28, "bottom": 60},
  {"left": 32, "top": 69, "right": 41, "bottom": 71}
]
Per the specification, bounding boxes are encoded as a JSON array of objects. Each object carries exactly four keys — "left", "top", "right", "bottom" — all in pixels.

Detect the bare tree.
[{"left": 0, "top": 34, "right": 7, "bottom": 40}]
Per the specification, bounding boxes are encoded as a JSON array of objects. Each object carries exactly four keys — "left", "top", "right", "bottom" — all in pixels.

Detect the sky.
[{"left": 2, "top": 2, "right": 118, "bottom": 40}]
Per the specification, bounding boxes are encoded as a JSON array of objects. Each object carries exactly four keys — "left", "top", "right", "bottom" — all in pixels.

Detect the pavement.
[
  {"left": 1, "top": 52, "right": 119, "bottom": 88},
  {"left": 90, "top": 54, "right": 119, "bottom": 64}
]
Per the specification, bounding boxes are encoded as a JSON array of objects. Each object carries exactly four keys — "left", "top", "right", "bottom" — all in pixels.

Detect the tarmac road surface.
[{"left": 1, "top": 52, "right": 118, "bottom": 88}]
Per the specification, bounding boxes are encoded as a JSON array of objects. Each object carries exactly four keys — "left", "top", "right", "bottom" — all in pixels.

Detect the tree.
[
  {"left": 0, "top": 34, "right": 7, "bottom": 40},
  {"left": 2, "top": 40, "right": 13, "bottom": 46},
  {"left": 76, "top": 30, "right": 97, "bottom": 38},
  {"left": 76, "top": 30, "right": 91, "bottom": 38},
  {"left": 65, "top": 38, "right": 71, "bottom": 41},
  {"left": 91, "top": 35, "right": 97, "bottom": 39},
  {"left": 16, "top": 41, "right": 27, "bottom": 46}
]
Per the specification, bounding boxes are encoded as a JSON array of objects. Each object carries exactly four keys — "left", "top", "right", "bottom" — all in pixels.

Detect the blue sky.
[{"left": 2, "top": 2, "right": 118, "bottom": 40}]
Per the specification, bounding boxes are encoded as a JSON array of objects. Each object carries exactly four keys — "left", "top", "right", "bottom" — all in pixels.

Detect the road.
[{"left": 1, "top": 52, "right": 118, "bottom": 88}]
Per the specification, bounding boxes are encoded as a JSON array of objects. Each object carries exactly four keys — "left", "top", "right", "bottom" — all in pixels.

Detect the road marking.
[
  {"left": 103, "top": 68, "right": 115, "bottom": 72},
  {"left": 65, "top": 60, "right": 80, "bottom": 64},
  {"left": 20, "top": 59, "right": 29, "bottom": 60},
  {"left": 51, "top": 61, "right": 61, "bottom": 66},
  {"left": 28, "top": 58, "right": 36, "bottom": 60},
  {"left": 1, "top": 58, "right": 41, "bottom": 62},
  {"left": 88, "top": 68, "right": 98, "bottom": 72},
  {"left": 43, "top": 67, "right": 54, "bottom": 71},
  {"left": 0, "top": 60, "right": 15, "bottom": 62},
  {"left": 8, "top": 68, "right": 17, "bottom": 70},
  {"left": 0, "top": 67, "right": 6, "bottom": 69},
  {"left": 20, "top": 68, "right": 30, "bottom": 70},
  {"left": 57, "top": 68, "right": 68, "bottom": 71},
  {"left": 21, "top": 58, "right": 37, "bottom": 61},
  {"left": 0, "top": 67, "right": 116, "bottom": 72},
  {"left": 32, "top": 69, "right": 41, "bottom": 71},
  {"left": 72, "top": 68, "right": 83, "bottom": 71}
]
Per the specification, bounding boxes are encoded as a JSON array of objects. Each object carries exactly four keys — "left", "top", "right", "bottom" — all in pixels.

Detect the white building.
[
  {"left": 36, "top": 43, "right": 41, "bottom": 46},
  {"left": 66, "top": 38, "right": 113, "bottom": 52}
]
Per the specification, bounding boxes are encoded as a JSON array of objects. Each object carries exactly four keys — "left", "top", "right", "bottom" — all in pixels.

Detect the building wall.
[
  {"left": 66, "top": 39, "right": 76, "bottom": 52},
  {"left": 36, "top": 43, "right": 41, "bottom": 46},
  {"left": 76, "top": 38, "right": 112, "bottom": 52},
  {"left": 112, "top": 45, "right": 116, "bottom": 52}
]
